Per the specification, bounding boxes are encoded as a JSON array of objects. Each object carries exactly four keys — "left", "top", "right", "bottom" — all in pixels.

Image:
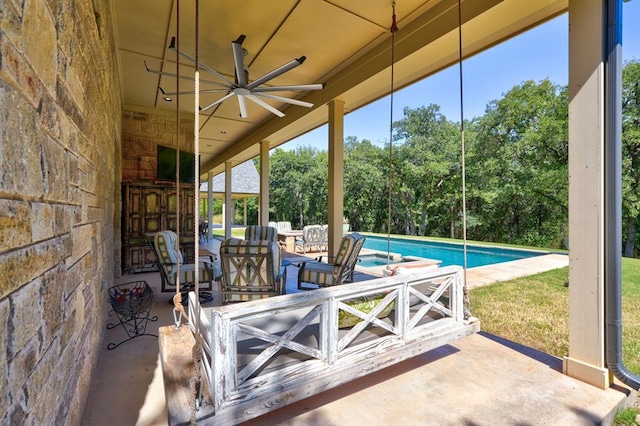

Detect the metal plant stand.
[{"left": 107, "top": 281, "right": 158, "bottom": 350}]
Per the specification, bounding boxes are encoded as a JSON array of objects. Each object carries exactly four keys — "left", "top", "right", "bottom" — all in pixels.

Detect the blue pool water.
[
  {"left": 358, "top": 255, "right": 401, "bottom": 268},
  {"left": 362, "top": 236, "right": 545, "bottom": 268}
]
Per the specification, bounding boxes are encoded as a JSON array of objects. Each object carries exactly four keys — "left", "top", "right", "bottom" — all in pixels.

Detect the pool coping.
[{"left": 356, "top": 253, "right": 569, "bottom": 289}]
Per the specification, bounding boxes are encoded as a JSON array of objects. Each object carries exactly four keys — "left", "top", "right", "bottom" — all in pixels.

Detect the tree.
[
  {"left": 266, "top": 80, "right": 575, "bottom": 251},
  {"left": 269, "top": 146, "right": 327, "bottom": 227},
  {"left": 622, "top": 60, "right": 640, "bottom": 257},
  {"left": 344, "top": 136, "right": 388, "bottom": 232},
  {"left": 391, "top": 105, "right": 462, "bottom": 237},
  {"left": 468, "top": 79, "right": 568, "bottom": 247}
]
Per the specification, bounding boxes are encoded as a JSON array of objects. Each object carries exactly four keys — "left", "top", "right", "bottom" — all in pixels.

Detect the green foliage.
[
  {"left": 266, "top": 63, "right": 640, "bottom": 251},
  {"left": 467, "top": 79, "right": 568, "bottom": 247},
  {"left": 391, "top": 105, "right": 462, "bottom": 237},
  {"left": 269, "top": 146, "right": 328, "bottom": 228},
  {"left": 613, "top": 407, "right": 639, "bottom": 426},
  {"left": 622, "top": 60, "right": 640, "bottom": 257},
  {"left": 344, "top": 137, "right": 389, "bottom": 232}
]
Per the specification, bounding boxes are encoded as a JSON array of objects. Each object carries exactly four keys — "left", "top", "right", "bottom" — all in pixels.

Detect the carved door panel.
[
  {"left": 142, "top": 186, "right": 164, "bottom": 234},
  {"left": 123, "top": 185, "right": 141, "bottom": 242},
  {"left": 164, "top": 188, "right": 179, "bottom": 232},
  {"left": 180, "top": 189, "right": 196, "bottom": 261},
  {"left": 121, "top": 183, "right": 199, "bottom": 273},
  {"left": 181, "top": 189, "right": 196, "bottom": 236}
]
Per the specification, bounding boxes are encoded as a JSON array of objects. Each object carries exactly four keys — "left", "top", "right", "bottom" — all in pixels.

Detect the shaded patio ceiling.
[{"left": 114, "top": 0, "right": 567, "bottom": 177}]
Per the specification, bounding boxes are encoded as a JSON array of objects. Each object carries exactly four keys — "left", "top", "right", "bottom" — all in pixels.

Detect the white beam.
[
  {"left": 328, "top": 99, "right": 345, "bottom": 258},
  {"left": 224, "top": 161, "right": 233, "bottom": 240},
  {"left": 260, "top": 140, "right": 270, "bottom": 226},
  {"left": 207, "top": 172, "right": 213, "bottom": 239},
  {"left": 563, "top": 0, "right": 608, "bottom": 389}
]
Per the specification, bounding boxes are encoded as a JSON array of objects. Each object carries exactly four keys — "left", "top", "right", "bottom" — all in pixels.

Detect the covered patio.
[
  {"left": 81, "top": 240, "right": 623, "bottom": 425},
  {"left": 0, "top": 0, "right": 637, "bottom": 424}
]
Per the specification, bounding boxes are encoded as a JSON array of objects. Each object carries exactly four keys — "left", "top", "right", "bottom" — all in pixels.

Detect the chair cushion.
[
  {"left": 244, "top": 225, "right": 278, "bottom": 242},
  {"left": 300, "top": 262, "right": 337, "bottom": 287},
  {"left": 220, "top": 238, "right": 282, "bottom": 303},
  {"left": 167, "top": 262, "right": 213, "bottom": 286},
  {"left": 338, "top": 294, "right": 395, "bottom": 328},
  {"left": 155, "top": 230, "right": 184, "bottom": 265},
  {"left": 332, "top": 234, "right": 357, "bottom": 274}
]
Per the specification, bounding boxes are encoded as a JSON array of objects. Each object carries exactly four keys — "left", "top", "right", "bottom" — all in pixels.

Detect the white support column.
[
  {"left": 224, "top": 161, "right": 233, "bottom": 240},
  {"left": 328, "top": 99, "right": 345, "bottom": 258},
  {"left": 207, "top": 172, "right": 213, "bottom": 239},
  {"left": 243, "top": 198, "right": 247, "bottom": 226},
  {"left": 562, "top": 0, "right": 608, "bottom": 389},
  {"left": 260, "top": 140, "right": 270, "bottom": 226}
]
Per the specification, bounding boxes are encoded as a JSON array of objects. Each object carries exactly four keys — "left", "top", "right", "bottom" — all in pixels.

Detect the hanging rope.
[
  {"left": 172, "top": 0, "right": 187, "bottom": 325},
  {"left": 386, "top": 1, "right": 398, "bottom": 267},
  {"left": 190, "top": 0, "right": 204, "bottom": 422},
  {"left": 457, "top": 0, "right": 471, "bottom": 319}
]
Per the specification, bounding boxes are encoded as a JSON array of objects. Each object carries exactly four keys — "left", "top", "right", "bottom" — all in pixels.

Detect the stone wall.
[
  {"left": 0, "top": 1, "right": 121, "bottom": 424},
  {"left": 122, "top": 109, "right": 195, "bottom": 183}
]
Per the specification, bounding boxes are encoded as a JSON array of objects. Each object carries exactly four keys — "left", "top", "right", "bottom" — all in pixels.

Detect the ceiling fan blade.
[
  {"left": 232, "top": 35, "right": 247, "bottom": 87},
  {"left": 246, "top": 56, "right": 306, "bottom": 90},
  {"left": 168, "top": 37, "right": 235, "bottom": 86},
  {"left": 237, "top": 95, "right": 248, "bottom": 118},
  {"left": 246, "top": 94, "right": 285, "bottom": 117},
  {"left": 160, "top": 89, "right": 229, "bottom": 96},
  {"left": 252, "top": 83, "right": 325, "bottom": 93},
  {"left": 253, "top": 92, "right": 314, "bottom": 108},
  {"left": 145, "top": 61, "right": 227, "bottom": 87},
  {"left": 200, "top": 92, "right": 235, "bottom": 112}
]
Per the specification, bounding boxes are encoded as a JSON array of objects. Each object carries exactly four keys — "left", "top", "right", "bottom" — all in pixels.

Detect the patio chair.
[
  {"left": 148, "top": 230, "right": 218, "bottom": 304},
  {"left": 199, "top": 222, "right": 208, "bottom": 242},
  {"left": 276, "top": 221, "right": 292, "bottom": 233},
  {"left": 244, "top": 225, "right": 278, "bottom": 243},
  {"left": 219, "top": 238, "right": 285, "bottom": 304},
  {"left": 294, "top": 224, "right": 327, "bottom": 254},
  {"left": 297, "top": 233, "right": 366, "bottom": 290}
]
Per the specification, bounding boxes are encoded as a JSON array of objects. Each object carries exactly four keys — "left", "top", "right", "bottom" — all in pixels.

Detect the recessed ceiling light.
[{"left": 163, "top": 97, "right": 172, "bottom": 102}]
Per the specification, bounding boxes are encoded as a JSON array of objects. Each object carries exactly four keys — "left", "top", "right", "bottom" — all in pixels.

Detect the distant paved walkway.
[{"left": 465, "top": 254, "right": 568, "bottom": 289}]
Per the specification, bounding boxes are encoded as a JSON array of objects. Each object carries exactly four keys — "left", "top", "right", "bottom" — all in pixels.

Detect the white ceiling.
[{"left": 114, "top": 0, "right": 567, "bottom": 177}]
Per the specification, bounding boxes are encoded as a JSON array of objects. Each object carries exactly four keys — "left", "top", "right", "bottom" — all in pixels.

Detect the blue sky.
[{"left": 284, "top": 3, "right": 640, "bottom": 151}]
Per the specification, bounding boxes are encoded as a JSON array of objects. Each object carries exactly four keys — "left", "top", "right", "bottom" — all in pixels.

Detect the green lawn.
[
  {"left": 211, "top": 227, "right": 246, "bottom": 238},
  {"left": 470, "top": 257, "right": 640, "bottom": 375}
]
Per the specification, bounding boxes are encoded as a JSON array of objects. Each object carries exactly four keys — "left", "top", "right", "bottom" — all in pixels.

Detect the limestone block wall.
[
  {"left": 0, "top": 1, "right": 121, "bottom": 424},
  {"left": 122, "top": 109, "right": 195, "bottom": 183}
]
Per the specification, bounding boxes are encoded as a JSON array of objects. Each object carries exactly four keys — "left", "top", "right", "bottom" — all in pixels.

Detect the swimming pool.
[
  {"left": 362, "top": 236, "right": 546, "bottom": 268},
  {"left": 358, "top": 253, "right": 402, "bottom": 268}
]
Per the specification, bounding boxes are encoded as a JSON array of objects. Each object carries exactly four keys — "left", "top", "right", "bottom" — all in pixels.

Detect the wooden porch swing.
[{"left": 158, "top": 1, "right": 478, "bottom": 424}]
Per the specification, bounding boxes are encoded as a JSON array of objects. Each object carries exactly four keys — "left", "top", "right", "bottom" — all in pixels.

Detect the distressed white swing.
[{"left": 158, "top": 2, "right": 478, "bottom": 424}]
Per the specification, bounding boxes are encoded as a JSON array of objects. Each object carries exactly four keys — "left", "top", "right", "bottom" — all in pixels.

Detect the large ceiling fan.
[{"left": 148, "top": 35, "right": 324, "bottom": 119}]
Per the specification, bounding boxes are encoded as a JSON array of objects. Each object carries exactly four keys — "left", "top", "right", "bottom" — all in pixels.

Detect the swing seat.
[{"left": 297, "top": 233, "right": 366, "bottom": 290}]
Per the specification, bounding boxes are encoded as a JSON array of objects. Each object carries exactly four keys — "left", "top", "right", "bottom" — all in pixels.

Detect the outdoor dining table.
[
  {"left": 199, "top": 247, "right": 217, "bottom": 262},
  {"left": 277, "top": 230, "right": 303, "bottom": 252}
]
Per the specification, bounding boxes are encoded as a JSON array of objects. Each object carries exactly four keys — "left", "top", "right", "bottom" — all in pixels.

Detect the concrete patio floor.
[{"left": 81, "top": 241, "right": 634, "bottom": 425}]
